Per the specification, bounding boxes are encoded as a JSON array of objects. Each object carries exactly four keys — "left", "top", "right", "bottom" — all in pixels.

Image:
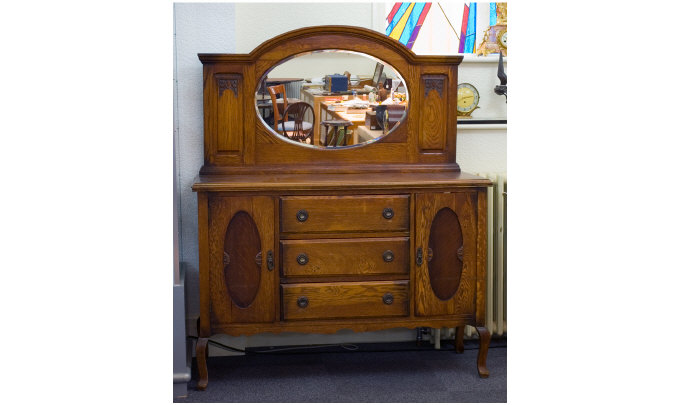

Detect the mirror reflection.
[{"left": 255, "top": 50, "right": 409, "bottom": 148}]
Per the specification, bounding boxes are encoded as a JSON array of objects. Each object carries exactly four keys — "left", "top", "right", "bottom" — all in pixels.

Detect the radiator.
[
  {"left": 284, "top": 81, "right": 303, "bottom": 100},
  {"left": 466, "top": 172, "right": 507, "bottom": 338}
]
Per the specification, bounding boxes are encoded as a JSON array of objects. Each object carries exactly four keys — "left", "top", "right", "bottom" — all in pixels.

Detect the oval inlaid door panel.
[
  {"left": 223, "top": 211, "right": 262, "bottom": 308},
  {"left": 427, "top": 207, "right": 464, "bottom": 301}
]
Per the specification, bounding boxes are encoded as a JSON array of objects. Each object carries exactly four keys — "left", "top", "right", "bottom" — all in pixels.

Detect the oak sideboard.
[{"left": 192, "top": 25, "right": 493, "bottom": 390}]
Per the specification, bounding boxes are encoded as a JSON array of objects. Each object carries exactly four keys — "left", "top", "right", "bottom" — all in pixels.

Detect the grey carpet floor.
[{"left": 175, "top": 340, "right": 507, "bottom": 403}]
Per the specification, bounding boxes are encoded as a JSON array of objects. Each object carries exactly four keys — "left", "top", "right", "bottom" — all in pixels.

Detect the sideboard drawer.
[
  {"left": 281, "top": 237, "right": 409, "bottom": 277},
  {"left": 280, "top": 195, "right": 409, "bottom": 233},
  {"left": 281, "top": 281, "right": 409, "bottom": 320}
]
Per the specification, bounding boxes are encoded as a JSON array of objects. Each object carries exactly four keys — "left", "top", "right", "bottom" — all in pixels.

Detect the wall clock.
[{"left": 457, "top": 83, "right": 480, "bottom": 117}]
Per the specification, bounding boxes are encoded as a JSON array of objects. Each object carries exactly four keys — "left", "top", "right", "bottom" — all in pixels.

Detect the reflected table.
[{"left": 320, "top": 101, "right": 373, "bottom": 145}]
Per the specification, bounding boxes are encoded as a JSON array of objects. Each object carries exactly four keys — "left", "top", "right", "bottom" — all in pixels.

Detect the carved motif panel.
[
  {"left": 215, "top": 73, "right": 243, "bottom": 154},
  {"left": 424, "top": 77, "right": 444, "bottom": 97},
  {"left": 419, "top": 75, "right": 448, "bottom": 152}
]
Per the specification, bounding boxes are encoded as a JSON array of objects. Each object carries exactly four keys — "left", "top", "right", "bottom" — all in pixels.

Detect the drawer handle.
[
  {"left": 296, "top": 253, "right": 309, "bottom": 266},
  {"left": 416, "top": 247, "right": 423, "bottom": 266},
  {"left": 382, "top": 207, "right": 394, "bottom": 219},
  {"left": 383, "top": 293, "right": 394, "bottom": 305},
  {"left": 297, "top": 296, "right": 309, "bottom": 308},
  {"left": 267, "top": 250, "right": 274, "bottom": 271},
  {"left": 296, "top": 209, "right": 309, "bottom": 222},
  {"left": 382, "top": 250, "right": 394, "bottom": 262}
]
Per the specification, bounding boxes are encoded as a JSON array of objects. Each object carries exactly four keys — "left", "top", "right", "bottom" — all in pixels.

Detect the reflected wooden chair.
[
  {"left": 281, "top": 101, "right": 315, "bottom": 144},
  {"left": 267, "top": 84, "right": 289, "bottom": 133}
]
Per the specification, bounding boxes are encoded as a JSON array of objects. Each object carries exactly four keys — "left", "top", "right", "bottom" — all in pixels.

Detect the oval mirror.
[{"left": 255, "top": 50, "right": 409, "bottom": 148}]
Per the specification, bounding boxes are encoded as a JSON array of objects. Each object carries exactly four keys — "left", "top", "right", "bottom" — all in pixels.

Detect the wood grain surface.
[
  {"left": 419, "top": 75, "right": 447, "bottom": 151},
  {"left": 208, "top": 196, "right": 275, "bottom": 324},
  {"left": 192, "top": 26, "right": 492, "bottom": 384},
  {"left": 281, "top": 281, "right": 409, "bottom": 320},
  {"left": 197, "top": 25, "right": 463, "bottom": 173},
  {"left": 280, "top": 237, "right": 409, "bottom": 277},
  {"left": 414, "top": 192, "right": 477, "bottom": 317},
  {"left": 280, "top": 195, "right": 409, "bottom": 233},
  {"left": 194, "top": 171, "right": 491, "bottom": 192},
  {"left": 209, "top": 315, "right": 474, "bottom": 336}
]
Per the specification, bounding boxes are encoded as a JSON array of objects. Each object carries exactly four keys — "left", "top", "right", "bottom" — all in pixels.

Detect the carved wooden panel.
[
  {"left": 208, "top": 196, "right": 275, "bottom": 324},
  {"left": 223, "top": 211, "right": 261, "bottom": 308},
  {"left": 415, "top": 192, "right": 477, "bottom": 316},
  {"left": 215, "top": 73, "right": 243, "bottom": 153},
  {"left": 427, "top": 207, "right": 464, "bottom": 300},
  {"left": 419, "top": 75, "right": 448, "bottom": 152}
]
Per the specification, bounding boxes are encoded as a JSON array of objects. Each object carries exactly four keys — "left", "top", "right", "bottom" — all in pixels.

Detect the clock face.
[
  {"left": 457, "top": 83, "right": 480, "bottom": 114},
  {"left": 499, "top": 30, "right": 507, "bottom": 49}
]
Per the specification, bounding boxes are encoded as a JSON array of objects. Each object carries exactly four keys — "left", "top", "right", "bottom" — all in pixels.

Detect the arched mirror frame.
[
  {"left": 198, "top": 26, "right": 463, "bottom": 175},
  {"left": 254, "top": 49, "right": 411, "bottom": 149}
]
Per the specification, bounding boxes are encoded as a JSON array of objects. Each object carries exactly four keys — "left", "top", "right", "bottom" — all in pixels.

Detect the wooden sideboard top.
[{"left": 192, "top": 171, "right": 491, "bottom": 192}]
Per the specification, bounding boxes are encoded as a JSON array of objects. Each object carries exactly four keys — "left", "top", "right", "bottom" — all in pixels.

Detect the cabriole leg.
[
  {"left": 475, "top": 326, "right": 490, "bottom": 378},
  {"left": 196, "top": 337, "right": 209, "bottom": 390}
]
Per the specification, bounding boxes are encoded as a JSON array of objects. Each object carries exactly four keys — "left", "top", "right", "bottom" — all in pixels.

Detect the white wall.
[
  {"left": 174, "top": 2, "right": 506, "bottom": 354},
  {"left": 457, "top": 56, "right": 507, "bottom": 174},
  {"left": 234, "top": 2, "right": 377, "bottom": 53},
  {"left": 268, "top": 52, "right": 379, "bottom": 80}
]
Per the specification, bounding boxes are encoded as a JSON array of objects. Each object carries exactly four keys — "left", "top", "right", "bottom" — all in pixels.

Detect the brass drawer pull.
[
  {"left": 296, "top": 253, "right": 309, "bottom": 265},
  {"left": 382, "top": 250, "right": 394, "bottom": 262},
  {"left": 382, "top": 207, "right": 394, "bottom": 219},
  {"left": 296, "top": 209, "right": 309, "bottom": 222},
  {"left": 416, "top": 247, "right": 423, "bottom": 266},
  {"left": 383, "top": 293, "right": 394, "bottom": 305},
  {"left": 297, "top": 296, "right": 309, "bottom": 308}
]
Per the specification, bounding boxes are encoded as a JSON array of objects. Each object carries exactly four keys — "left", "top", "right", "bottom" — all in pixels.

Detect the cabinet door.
[
  {"left": 415, "top": 192, "right": 477, "bottom": 316},
  {"left": 208, "top": 196, "right": 276, "bottom": 324}
]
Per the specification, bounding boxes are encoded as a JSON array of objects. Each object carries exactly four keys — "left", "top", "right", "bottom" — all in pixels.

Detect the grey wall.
[{"left": 174, "top": 3, "right": 236, "bottom": 320}]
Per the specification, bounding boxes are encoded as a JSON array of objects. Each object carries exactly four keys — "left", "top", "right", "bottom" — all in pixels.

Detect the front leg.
[
  {"left": 196, "top": 338, "right": 209, "bottom": 390},
  {"left": 475, "top": 326, "right": 490, "bottom": 378}
]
